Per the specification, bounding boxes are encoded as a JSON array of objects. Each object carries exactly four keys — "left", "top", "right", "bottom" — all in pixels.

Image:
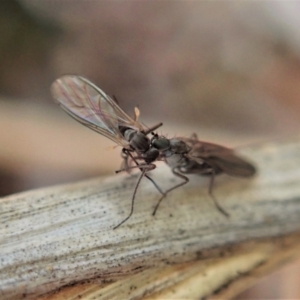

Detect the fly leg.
[
  {"left": 208, "top": 169, "right": 230, "bottom": 217},
  {"left": 120, "top": 148, "right": 131, "bottom": 173},
  {"left": 152, "top": 167, "right": 189, "bottom": 216},
  {"left": 116, "top": 149, "right": 165, "bottom": 196},
  {"left": 144, "top": 173, "right": 165, "bottom": 196},
  {"left": 113, "top": 163, "right": 156, "bottom": 229},
  {"left": 152, "top": 166, "right": 230, "bottom": 218},
  {"left": 118, "top": 149, "right": 147, "bottom": 175}
]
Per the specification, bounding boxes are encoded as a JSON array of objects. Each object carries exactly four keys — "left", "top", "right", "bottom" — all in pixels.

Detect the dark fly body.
[{"left": 51, "top": 75, "right": 256, "bottom": 229}]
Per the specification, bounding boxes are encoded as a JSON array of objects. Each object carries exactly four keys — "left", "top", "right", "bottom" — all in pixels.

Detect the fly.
[
  {"left": 51, "top": 75, "right": 256, "bottom": 229},
  {"left": 51, "top": 75, "right": 167, "bottom": 228},
  {"left": 150, "top": 133, "right": 256, "bottom": 216}
]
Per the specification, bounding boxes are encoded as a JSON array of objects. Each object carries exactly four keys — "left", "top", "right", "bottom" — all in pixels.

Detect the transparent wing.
[
  {"left": 51, "top": 75, "right": 144, "bottom": 147},
  {"left": 182, "top": 137, "right": 256, "bottom": 177}
]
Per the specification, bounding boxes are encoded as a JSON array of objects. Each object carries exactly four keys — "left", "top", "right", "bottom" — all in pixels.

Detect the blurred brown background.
[{"left": 1, "top": 1, "right": 300, "bottom": 298}]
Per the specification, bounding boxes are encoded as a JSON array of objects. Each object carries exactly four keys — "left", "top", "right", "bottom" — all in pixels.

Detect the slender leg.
[
  {"left": 117, "top": 150, "right": 165, "bottom": 196},
  {"left": 152, "top": 168, "right": 189, "bottom": 216},
  {"left": 116, "top": 163, "right": 152, "bottom": 173},
  {"left": 120, "top": 149, "right": 142, "bottom": 175},
  {"left": 116, "top": 149, "right": 148, "bottom": 173},
  {"left": 120, "top": 149, "right": 129, "bottom": 173},
  {"left": 113, "top": 163, "right": 156, "bottom": 229},
  {"left": 208, "top": 170, "right": 230, "bottom": 217},
  {"left": 186, "top": 165, "right": 229, "bottom": 217},
  {"left": 128, "top": 152, "right": 165, "bottom": 195},
  {"left": 152, "top": 165, "right": 229, "bottom": 218},
  {"left": 144, "top": 174, "right": 165, "bottom": 195}
]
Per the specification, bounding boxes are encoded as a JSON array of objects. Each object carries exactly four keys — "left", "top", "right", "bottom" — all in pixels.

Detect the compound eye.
[{"left": 152, "top": 137, "right": 170, "bottom": 150}]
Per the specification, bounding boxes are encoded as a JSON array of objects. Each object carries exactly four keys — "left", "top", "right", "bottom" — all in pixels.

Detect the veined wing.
[
  {"left": 51, "top": 75, "right": 144, "bottom": 147},
  {"left": 181, "top": 137, "right": 256, "bottom": 177}
]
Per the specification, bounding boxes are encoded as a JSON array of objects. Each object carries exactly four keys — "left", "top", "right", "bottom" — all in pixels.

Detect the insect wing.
[
  {"left": 182, "top": 138, "right": 256, "bottom": 177},
  {"left": 51, "top": 75, "right": 144, "bottom": 147}
]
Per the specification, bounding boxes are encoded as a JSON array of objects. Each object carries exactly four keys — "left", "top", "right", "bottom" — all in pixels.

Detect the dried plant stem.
[{"left": 1, "top": 136, "right": 300, "bottom": 299}]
